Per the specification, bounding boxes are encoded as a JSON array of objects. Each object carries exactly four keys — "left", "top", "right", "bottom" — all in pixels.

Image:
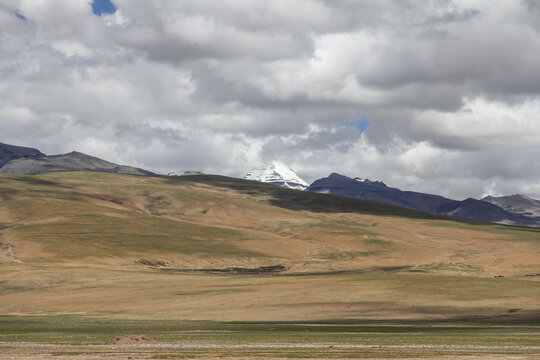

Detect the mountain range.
[
  {"left": 2, "top": 141, "right": 539, "bottom": 227},
  {"left": 482, "top": 194, "right": 540, "bottom": 221},
  {"left": 0, "top": 142, "right": 153, "bottom": 176},
  {"left": 306, "top": 173, "right": 540, "bottom": 227}
]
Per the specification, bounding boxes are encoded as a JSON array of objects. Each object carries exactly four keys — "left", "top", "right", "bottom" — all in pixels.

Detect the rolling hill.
[{"left": 0, "top": 171, "right": 539, "bottom": 321}]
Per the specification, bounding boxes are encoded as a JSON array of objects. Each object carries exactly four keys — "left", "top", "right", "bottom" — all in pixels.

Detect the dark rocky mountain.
[
  {"left": 307, "top": 173, "right": 539, "bottom": 227},
  {"left": 482, "top": 194, "right": 540, "bottom": 220},
  {"left": 0, "top": 142, "right": 154, "bottom": 176},
  {"left": 307, "top": 173, "right": 459, "bottom": 213},
  {"left": 0, "top": 142, "right": 44, "bottom": 168}
]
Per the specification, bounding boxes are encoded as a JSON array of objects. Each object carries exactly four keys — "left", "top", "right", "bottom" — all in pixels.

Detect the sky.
[{"left": 1, "top": 0, "right": 540, "bottom": 200}]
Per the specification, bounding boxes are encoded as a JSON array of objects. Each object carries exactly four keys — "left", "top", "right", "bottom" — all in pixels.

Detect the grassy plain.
[
  {"left": 1, "top": 316, "right": 539, "bottom": 359},
  {"left": 0, "top": 171, "right": 539, "bottom": 358}
]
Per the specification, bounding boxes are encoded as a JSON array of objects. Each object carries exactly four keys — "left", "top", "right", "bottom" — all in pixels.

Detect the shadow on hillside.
[
  {"left": 160, "top": 174, "right": 494, "bottom": 225},
  {"left": 1, "top": 174, "right": 73, "bottom": 188}
]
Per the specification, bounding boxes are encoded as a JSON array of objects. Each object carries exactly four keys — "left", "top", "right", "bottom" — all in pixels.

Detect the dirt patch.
[
  {"left": 161, "top": 264, "right": 288, "bottom": 275},
  {"left": 135, "top": 258, "right": 168, "bottom": 267},
  {"left": 111, "top": 335, "right": 154, "bottom": 345},
  {"left": 175, "top": 264, "right": 288, "bottom": 275},
  {"left": 135, "top": 259, "right": 288, "bottom": 275},
  {"left": 0, "top": 241, "right": 22, "bottom": 263}
]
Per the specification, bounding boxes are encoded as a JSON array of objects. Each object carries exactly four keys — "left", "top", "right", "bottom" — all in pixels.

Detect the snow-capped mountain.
[{"left": 244, "top": 162, "right": 309, "bottom": 190}]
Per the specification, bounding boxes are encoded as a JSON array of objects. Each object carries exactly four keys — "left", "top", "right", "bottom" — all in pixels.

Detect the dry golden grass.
[{"left": 0, "top": 171, "right": 539, "bottom": 321}]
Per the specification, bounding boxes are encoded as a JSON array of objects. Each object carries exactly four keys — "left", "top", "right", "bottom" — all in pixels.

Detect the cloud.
[{"left": 1, "top": 0, "right": 540, "bottom": 199}]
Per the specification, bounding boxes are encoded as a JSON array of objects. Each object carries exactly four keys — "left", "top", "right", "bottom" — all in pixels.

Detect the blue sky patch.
[
  {"left": 15, "top": 11, "right": 26, "bottom": 21},
  {"left": 343, "top": 118, "right": 370, "bottom": 134},
  {"left": 92, "top": 0, "right": 117, "bottom": 16}
]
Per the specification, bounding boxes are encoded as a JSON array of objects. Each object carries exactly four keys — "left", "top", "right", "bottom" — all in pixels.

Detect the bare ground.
[{"left": 2, "top": 341, "right": 540, "bottom": 360}]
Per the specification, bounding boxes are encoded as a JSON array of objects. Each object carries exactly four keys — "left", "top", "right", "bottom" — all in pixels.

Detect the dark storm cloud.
[{"left": 1, "top": 0, "right": 540, "bottom": 199}]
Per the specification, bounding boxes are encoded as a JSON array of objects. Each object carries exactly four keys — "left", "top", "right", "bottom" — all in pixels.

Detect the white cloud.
[{"left": 1, "top": 0, "right": 540, "bottom": 199}]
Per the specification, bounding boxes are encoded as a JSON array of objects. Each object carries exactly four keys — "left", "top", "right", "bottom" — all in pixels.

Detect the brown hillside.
[{"left": 0, "top": 171, "right": 539, "bottom": 321}]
